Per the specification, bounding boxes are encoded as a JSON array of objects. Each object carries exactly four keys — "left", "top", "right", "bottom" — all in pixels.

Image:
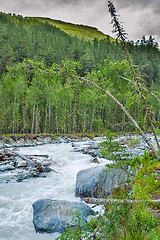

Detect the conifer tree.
[
  {"left": 108, "top": 0, "right": 128, "bottom": 42},
  {"left": 108, "top": 0, "right": 160, "bottom": 158}
]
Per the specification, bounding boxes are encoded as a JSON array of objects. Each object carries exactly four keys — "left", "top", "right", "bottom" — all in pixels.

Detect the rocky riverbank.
[
  {"left": 0, "top": 134, "right": 91, "bottom": 149},
  {"left": 0, "top": 149, "right": 54, "bottom": 182},
  {"left": 0, "top": 133, "right": 160, "bottom": 184},
  {"left": 72, "top": 133, "right": 160, "bottom": 158},
  {"left": 0, "top": 134, "right": 91, "bottom": 183}
]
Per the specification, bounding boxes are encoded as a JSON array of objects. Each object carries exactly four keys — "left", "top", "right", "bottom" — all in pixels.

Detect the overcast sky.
[{"left": 0, "top": 0, "right": 159, "bottom": 43}]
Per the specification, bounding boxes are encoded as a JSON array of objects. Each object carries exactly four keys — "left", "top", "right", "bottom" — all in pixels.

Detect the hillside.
[
  {"left": 31, "top": 17, "right": 111, "bottom": 40},
  {"left": 0, "top": 12, "right": 117, "bottom": 76},
  {"left": 0, "top": 12, "right": 159, "bottom": 83},
  {"left": 0, "top": 12, "right": 160, "bottom": 135}
]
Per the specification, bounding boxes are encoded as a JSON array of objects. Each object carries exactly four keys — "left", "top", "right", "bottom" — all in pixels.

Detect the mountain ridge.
[
  {"left": 32, "top": 17, "right": 110, "bottom": 40},
  {"left": 0, "top": 11, "right": 113, "bottom": 40}
]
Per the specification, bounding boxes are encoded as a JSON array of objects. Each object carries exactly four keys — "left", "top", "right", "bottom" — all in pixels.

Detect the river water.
[{"left": 0, "top": 141, "right": 108, "bottom": 240}]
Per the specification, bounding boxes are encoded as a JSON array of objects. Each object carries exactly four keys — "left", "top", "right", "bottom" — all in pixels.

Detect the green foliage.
[
  {"left": 97, "top": 202, "right": 159, "bottom": 240},
  {"left": 58, "top": 201, "right": 160, "bottom": 240},
  {"left": 125, "top": 138, "right": 140, "bottom": 147},
  {"left": 58, "top": 150, "right": 160, "bottom": 240},
  {"left": 58, "top": 210, "right": 99, "bottom": 240},
  {"left": 0, "top": 12, "right": 160, "bottom": 135},
  {"left": 100, "top": 130, "right": 132, "bottom": 168},
  {"left": 0, "top": 59, "right": 134, "bottom": 134},
  {"left": 0, "top": 12, "right": 159, "bottom": 86},
  {"left": 0, "top": 56, "right": 159, "bottom": 135},
  {"left": 132, "top": 153, "right": 160, "bottom": 200}
]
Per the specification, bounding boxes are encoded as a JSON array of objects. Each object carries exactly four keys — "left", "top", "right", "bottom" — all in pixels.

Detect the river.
[
  {"left": 0, "top": 141, "right": 108, "bottom": 240},
  {"left": 1, "top": 134, "right": 159, "bottom": 240}
]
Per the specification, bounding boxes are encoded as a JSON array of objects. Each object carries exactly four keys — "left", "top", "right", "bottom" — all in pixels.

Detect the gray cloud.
[
  {"left": 0, "top": 0, "right": 159, "bottom": 12},
  {"left": 114, "top": 0, "right": 152, "bottom": 9},
  {"left": 109, "top": 0, "right": 160, "bottom": 42}
]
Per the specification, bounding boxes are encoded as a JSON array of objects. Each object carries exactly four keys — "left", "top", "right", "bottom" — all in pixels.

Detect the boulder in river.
[
  {"left": 32, "top": 199, "right": 95, "bottom": 233},
  {"left": 89, "top": 150, "right": 99, "bottom": 157},
  {"left": 90, "top": 158, "right": 100, "bottom": 164},
  {"left": 17, "top": 160, "right": 28, "bottom": 168},
  {"left": 75, "top": 166, "right": 128, "bottom": 198}
]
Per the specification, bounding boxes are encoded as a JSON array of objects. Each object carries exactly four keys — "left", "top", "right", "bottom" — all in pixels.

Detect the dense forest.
[{"left": 0, "top": 12, "right": 160, "bottom": 135}]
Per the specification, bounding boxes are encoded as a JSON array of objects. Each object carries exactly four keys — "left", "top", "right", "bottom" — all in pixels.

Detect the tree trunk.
[
  {"left": 82, "top": 97, "right": 88, "bottom": 133},
  {"left": 22, "top": 97, "right": 26, "bottom": 134},
  {"left": 35, "top": 105, "right": 40, "bottom": 134},
  {"left": 72, "top": 94, "right": 77, "bottom": 133},
  {"left": 0, "top": 93, "right": 5, "bottom": 135},
  {"left": 12, "top": 95, "right": 16, "bottom": 134},
  {"left": 83, "top": 197, "right": 160, "bottom": 205},
  {"left": 63, "top": 102, "right": 66, "bottom": 134},
  {"left": 44, "top": 101, "right": 48, "bottom": 133},
  {"left": 31, "top": 98, "right": 36, "bottom": 134},
  {"left": 158, "top": 110, "right": 160, "bottom": 122},
  {"left": 48, "top": 101, "right": 51, "bottom": 133},
  {"left": 9, "top": 150, "right": 36, "bottom": 167},
  {"left": 55, "top": 106, "right": 59, "bottom": 134},
  {"left": 90, "top": 108, "right": 95, "bottom": 134},
  {"left": 69, "top": 74, "right": 160, "bottom": 161}
]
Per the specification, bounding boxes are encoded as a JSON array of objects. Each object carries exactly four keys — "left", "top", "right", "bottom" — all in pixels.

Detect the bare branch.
[{"left": 120, "top": 76, "right": 160, "bottom": 104}]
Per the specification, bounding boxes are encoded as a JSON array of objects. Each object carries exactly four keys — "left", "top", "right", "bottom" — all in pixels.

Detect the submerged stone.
[{"left": 0, "top": 164, "right": 15, "bottom": 172}]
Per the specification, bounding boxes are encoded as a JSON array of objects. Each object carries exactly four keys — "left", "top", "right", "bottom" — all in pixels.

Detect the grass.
[{"left": 58, "top": 148, "right": 160, "bottom": 239}]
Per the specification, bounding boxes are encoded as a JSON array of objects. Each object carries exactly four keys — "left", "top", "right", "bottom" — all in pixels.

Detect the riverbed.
[{"left": 0, "top": 141, "right": 109, "bottom": 240}]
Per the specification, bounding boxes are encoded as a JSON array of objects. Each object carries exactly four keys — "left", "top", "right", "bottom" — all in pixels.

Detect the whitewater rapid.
[{"left": 0, "top": 141, "right": 106, "bottom": 240}]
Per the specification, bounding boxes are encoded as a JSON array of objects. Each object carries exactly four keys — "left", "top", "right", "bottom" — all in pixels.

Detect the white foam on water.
[{"left": 0, "top": 142, "right": 107, "bottom": 240}]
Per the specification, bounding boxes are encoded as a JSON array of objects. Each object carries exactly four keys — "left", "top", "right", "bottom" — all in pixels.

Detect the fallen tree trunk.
[
  {"left": 68, "top": 73, "right": 160, "bottom": 161},
  {"left": 25, "top": 154, "right": 49, "bottom": 158},
  {"left": 0, "top": 160, "right": 11, "bottom": 166},
  {"left": 10, "top": 150, "right": 53, "bottom": 172},
  {"left": 8, "top": 150, "right": 36, "bottom": 167},
  {"left": 3, "top": 150, "right": 53, "bottom": 173},
  {"left": 83, "top": 197, "right": 160, "bottom": 205}
]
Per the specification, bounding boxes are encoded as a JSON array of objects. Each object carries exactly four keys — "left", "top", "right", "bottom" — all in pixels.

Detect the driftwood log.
[
  {"left": 83, "top": 197, "right": 160, "bottom": 205},
  {"left": 2, "top": 150, "right": 52, "bottom": 172},
  {"left": 10, "top": 150, "right": 36, "bottom": 167},
  {"left": 25, "top": 154, "right": 49, "bottom": 158}
]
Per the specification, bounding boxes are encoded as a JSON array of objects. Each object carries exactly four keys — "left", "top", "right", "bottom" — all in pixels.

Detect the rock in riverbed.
[
  {"left": 75, "top": 166, "right": 128, "bottom": 198},
  {"left": 0, "top": 150, "right": 53, "bottom": 182},
  {"left": 32, "top": 199, "right": 95, "bottom": 233},
  {"left": 0, "top": 164, "right": 15, "bottom": 172},
  {"left": 90, "top": 158, "right": 100, "bottom": 164}
]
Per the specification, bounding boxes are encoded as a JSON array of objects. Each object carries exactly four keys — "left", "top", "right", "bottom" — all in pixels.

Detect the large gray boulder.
[
  {"left": 75, "top": 166, "right": 128, "bottom": 198},
  {"left": 32, "top": 199, "right": 95, "bottom": 233}
]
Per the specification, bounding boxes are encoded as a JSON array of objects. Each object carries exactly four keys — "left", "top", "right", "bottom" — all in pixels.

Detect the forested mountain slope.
[
  {"left": 0, "top": 12, "right": 160, "bottom": 135},
  {"left": 0, "top": 12, "right": 159, "bottom": 84}
]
